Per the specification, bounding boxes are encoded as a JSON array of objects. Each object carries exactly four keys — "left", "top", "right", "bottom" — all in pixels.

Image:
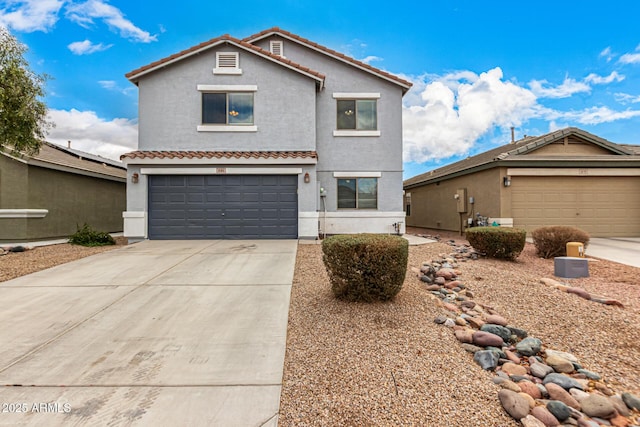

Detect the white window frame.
[
  {"left": 213, "top": 52, "right": 242, "bottom": 75},
  {"left": 336, "top": 176, "right": 379, "bottom": 210},
  {"left": 332, "top": 92, "right": 381, "bottom": 137},
  {"left": 197, "top": 84, "right": 257, "bottom": 132}
]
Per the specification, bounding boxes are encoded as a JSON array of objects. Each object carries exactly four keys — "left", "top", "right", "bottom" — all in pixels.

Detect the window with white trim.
[
  {"left": 337, "top": 178, "right": 378, "bottom": 209},
  {"left": 214, "top": 52, "right": 242, "bottom": 75},
  {"left": 197, "top": 85, "right": 257, "bottom": 132},
  {"left": 337, "top": 99, "right": 377, "bottom": 130}
]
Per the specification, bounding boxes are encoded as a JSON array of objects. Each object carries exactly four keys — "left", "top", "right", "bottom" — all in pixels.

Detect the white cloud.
[
  {"left": 584, "top": 71, "right": 624, "bottom": 84},
  {"left": 619, "top": 52, "right": 640, "bottom": 64},
  {"left": 0, "top": 0, "right": 63, "bottom": 32},
  {"left": 46, "top": 108, "right": 137, "bottom": 161},
  {"left": 65, "top": 0, "right": 156, "bottom": 43},
  {"left": 98, "top": 79, "right": 135, "bottom": 95},
  {"left": 529, "top": 77, "right": 591, "bottom": 98},
  {"left": 67, "top": 39, "right": 112, "bottom": 55},
  {"left": 599, "top": 47, "right": 615, "bottom": 62},
  {"left": 555, "top": 106, "right": 640, "bottom": 125},
  {"left": 403, "top": 67, "right": 538, "bottom": 163},
  {"left": 615, "top": 93, "right": 640, "bottom": 104},
  {"left": 360, "top": 55, "right": 382, "bottom": 64}
]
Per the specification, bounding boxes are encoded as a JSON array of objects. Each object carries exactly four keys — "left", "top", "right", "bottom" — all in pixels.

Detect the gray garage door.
[{"left": 148, "top": 175, "right": 298, "bottom": 239}]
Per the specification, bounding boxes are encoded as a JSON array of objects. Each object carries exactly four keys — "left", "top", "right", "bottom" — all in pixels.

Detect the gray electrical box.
[{"left": 554, "top": 257, "right": 589, "bottom": 278}]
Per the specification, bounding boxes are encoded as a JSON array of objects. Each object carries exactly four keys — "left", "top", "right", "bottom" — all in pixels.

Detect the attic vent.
[
  {"left": 270, "top": 40, "right": 284, "bottom": 57},
  {"left": 214, "top": 52, "right": 242, "bottom": 75}
]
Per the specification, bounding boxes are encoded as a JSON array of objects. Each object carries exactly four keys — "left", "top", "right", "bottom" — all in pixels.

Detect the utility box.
[
  {"left": 566, "top": 242, "right": 585, "bottom": 258},
  {"left": 554, "top": 257, "right": 589, "bottom": 278},
  {"left": 456, "top": 188, "right": 467, "bottom": 213}
]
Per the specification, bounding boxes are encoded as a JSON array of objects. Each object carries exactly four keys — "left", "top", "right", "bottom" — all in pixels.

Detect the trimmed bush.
[
  {"left": 322, "top": 234, "right": 408, "bottom": 302},
  {"left": 68, "top": 224, "right": 115, "bottom": 247},
  {"left": 531, "top": 225, "right": 590, "bottom": 259},
  {"left": 465, "top": 226, "right": 526, "bottom": 260}
]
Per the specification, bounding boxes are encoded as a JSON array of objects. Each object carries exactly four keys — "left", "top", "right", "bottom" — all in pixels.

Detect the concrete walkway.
[
  {"left": 0, "top": 240, "right": 297, "bottom": 426},
  {"left": 586, "top": 237, "right": 640, "bottom": 268}
]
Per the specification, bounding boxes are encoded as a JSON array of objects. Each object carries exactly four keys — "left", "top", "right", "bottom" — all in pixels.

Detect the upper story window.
[
  {"left": 333, "top": 93, "right": 381, "bottom": 137},
  {"left": 196, "top": 85, "right": 257, "bottom": 132},
  {"left": 214, "top": 52, "right": 242, "bottom": 75},
  {"left": 337, "top": 177, "right": 378, "bottom": 209}
]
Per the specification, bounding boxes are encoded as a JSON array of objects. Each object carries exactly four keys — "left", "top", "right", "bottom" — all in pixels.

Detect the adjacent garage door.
[
  {"left": 511, "top": 176, "right": 640, "bottom": 237},
  {"left": 148, "top": 175, "right": 298, "bottom": 239}
]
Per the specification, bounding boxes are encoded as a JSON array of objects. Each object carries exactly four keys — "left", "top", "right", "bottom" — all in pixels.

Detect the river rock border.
[{"left": 414, "top": 250, "right": 640, "bottom": 427}]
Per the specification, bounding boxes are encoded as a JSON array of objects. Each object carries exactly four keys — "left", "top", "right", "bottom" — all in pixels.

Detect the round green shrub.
[
  {"left": 321, "top": 234, "right": 408, "bottom": 302},
  {"left": 531, "top": 225, "right": 590, "bottom": 259},
  {"left": 465, "top": 226, "right": 526, "bottom": 260},
  {"left": 68, "top": 223, "right": 115, "bottom": 247}
]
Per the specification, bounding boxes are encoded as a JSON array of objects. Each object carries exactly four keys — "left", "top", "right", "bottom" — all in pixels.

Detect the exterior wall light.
[
  {"left": 132, "top": 173, "right": 139, "bottom": 184},
  {"left": 304, "top": 172, "right": 310, "bottom": 183},
  {"left": 503, "top": 176, "right": 511, "bottom": 187}
]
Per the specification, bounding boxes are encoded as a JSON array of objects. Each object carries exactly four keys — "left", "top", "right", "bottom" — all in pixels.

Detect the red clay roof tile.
[{"left": 120, "top": 150, "right": 318, "bottom": 161}]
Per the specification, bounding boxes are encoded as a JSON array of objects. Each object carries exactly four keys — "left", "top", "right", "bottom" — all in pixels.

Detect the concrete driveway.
[
  {"left": 0, "top": 240, "right": 297, "bottom": 426},
  {"left": 586, "top": 237, "right": 640, "bottom": 268}
]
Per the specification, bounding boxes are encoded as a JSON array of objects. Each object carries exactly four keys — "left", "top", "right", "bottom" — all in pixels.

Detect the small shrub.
[
  {"left": 322, "top": 234, "right": 408, "bottom": 302},
  {"left": 68, "top": 224, "right": 115, "bottom": 247},
  {"left": 531, "top": 226, "right": 590, "bottom": 259},
  {"left": 465, "top": 226, "right": 526, "bottom": 260}
]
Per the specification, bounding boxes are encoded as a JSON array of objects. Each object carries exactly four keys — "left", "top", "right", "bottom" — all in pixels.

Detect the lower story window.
[{"left": 337, "top": 178, "right": 378, "bottom": 209}]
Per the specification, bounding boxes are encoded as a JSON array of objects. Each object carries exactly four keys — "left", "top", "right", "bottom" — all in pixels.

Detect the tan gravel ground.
[
  {"left": 278, "top": 230, "right": 640, "bottom": 426},
  {"left": 0, "top": 237, "right": 127, "bottom": 282}
]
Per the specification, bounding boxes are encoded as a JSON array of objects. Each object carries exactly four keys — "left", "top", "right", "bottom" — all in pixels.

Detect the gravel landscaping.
[{"left": 279, "top": 230, "right": 640, "bottom": 426}]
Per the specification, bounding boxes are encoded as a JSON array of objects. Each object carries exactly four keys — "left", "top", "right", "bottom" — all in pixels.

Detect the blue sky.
[{"left": 2, "top": 0, "right": 640, "bottom": 179}]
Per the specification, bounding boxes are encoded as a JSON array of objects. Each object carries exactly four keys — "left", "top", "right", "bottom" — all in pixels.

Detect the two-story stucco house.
[{"left": 121, "top": 27, "right": 412, "bottom": 240}]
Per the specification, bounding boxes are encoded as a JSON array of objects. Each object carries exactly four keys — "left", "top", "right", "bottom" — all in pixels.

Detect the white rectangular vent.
[
  {"left": 214, "top": 52, "right": 242, "bottom": 75},
  {"left": 270, "top": 41, "right": 283, "bottom": 57}
]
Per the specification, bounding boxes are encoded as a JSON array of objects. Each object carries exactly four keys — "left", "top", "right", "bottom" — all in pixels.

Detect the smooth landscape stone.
[
  {"left": 443, "top": 302, "right": 459, "bottom": 312},
  {"left": 531, "top": 405, "right": 560, "bottom": 426},
  {"left": 502, "top": 362, "right": 528, "bottom": 377},
  {"left": 610, "top": 395, "right": 631, "bottom": 417},
  {"left": 577, "top": 419, "right": 600, "bottom": 427},
  {"left": 486, "top": 346, "right": 505, "bottom": 359},
  {"left": 444, "top": 318, "right": 456, "bottom": 327},
  {"left": 421, "top": 276, "right": 434, "bottom": 284},
  {"left": 577, "top": 369, "right": 601, "bottom": 380},
  {"left": 622, "top": 392, "right": 640, "bottom": 411},
  {"left": 517, "top": 337, "right": 542, "bottom": 356},
  {"left": 505, "top": 349, "right": 522, "bottom": 364},
  {"left": 461, "top": 343, "right": 483, "bottom": 353},
  {"left": 481, "top": 324, "right": 512, "bottom": 342},
  {"left": 608, "top": 414, "right": 631, "bottom": 427},
  {"left": 537, "top": 384, "right": 549, "bottom": 398},
  {"left": 455, "top": 329, "right": 474, "bottom": 343},
  {"left": 521, "top": 415, "right": 547, "bottom": 427},
  {"left": 569, "top": 388, "right": 590, "bottom": 402},
  {"left": 434, "top": 276, "right": 446, "bottom": 285},
  {"left": 474, "top": 350, "right": 500, "bottom": 370},
  {"left": 434, "top": 315, "right": 448, "bottom": 324},
  {"left": 531, "top": 362, "right": 555, "bottom": 379},
  {"left": 545, "top": 383, "right": 581, "bottom": 410},
  {"left": 485, "top": 314, "right": 508, "bottom": 326},
  {"left": 594, "top": 382, "right": 615, "bottom": 396},
  {"left": 455, "top": 317, "right": 468, "bottom": 326},
  {"left": 425, "top": 284, "right": 440, "bottom": 291},
  {"left": 461, "top": 300, "right": 476, "bottom": 309},
  {"left": 581, "top": 394, "right": 617, "bottom": 419},
  {"left": 507, "top": 326, "right": 528, "bottom": 339},
  {"left": 499, "top": 379, "right": 522, "bottom": 393},
  {"left": 518, "top": 380, "right": 543, "bottom": 399},
  {"left": 498, "top": 389, "right": 531, "bottom": 420},
  {"left": 472, "top": 331, "right": 504, "bottom": 347},
  {"left": 466, "top": 316, "right": 485, "bottom": 329},
  {"left": 546, "top": 354, "right": 575, "bottom": 374},
  {"left": 543, "top": 374, "right": 585, "bottom": 391},
  {"left": 545, "top": 349, "right": 579, "bottom": 364},
  {"left": 566, "top": 286, "right": 591, "bottom": 300},
  {"left": 546, "top": 400, "right": 572, "bottom": 422},
  {"left": 510, "top": 375, "right": 531, "bottom": 383},
  {"left": 519, "top": 392, "right": 536, "bottom": 409}
]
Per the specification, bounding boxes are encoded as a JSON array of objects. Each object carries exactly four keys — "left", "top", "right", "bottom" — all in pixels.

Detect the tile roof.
[
  {"left": 244, "top": 27, "right": 413, "bottom": 92},
  {"left": 403, "top": 127, "right": 640, "bottom": 188},
  {"left": 125, "top": 34, "right": 325, "bottom": 85},
  {"left": 2, "top": 142, "right": 126, "bottom": 180},
  {"left": 120, "top": 150, "right": 318, "bottom": 160}
]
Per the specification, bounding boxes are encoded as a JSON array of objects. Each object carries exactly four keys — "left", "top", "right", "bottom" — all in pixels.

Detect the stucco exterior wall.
[
  {"left": 406, "top": 168, "right": 503, "bottom": 232},
  {"left": 0, "top": 158, "right": 125, "bottom": 242},
  {"left": 137, "top": 45, "right": 317, "bottom": 152}
]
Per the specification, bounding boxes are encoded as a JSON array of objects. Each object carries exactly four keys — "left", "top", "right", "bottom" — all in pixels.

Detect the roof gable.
[
  {"left": 243, "top": 27, "right": 413, "bottom": 93},
  {"left": 125, "top": 34, "right": 325, "bottom": 88}
]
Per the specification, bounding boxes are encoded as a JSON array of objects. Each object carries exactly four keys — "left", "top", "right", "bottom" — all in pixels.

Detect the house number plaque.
[{"left": 216, "top": 168, "right": 227, "bottom": 174}]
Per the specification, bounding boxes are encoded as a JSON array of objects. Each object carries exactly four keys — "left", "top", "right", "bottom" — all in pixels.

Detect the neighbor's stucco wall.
[
  {"left": 405, "top": 168, "right": 504, "bottom": 232},
  {"left": 0, "top": 159, "right": 125, "bottom": 242},
  {"left": 0, "top": 155, "right": 29, "bottom": 239},
  {"left": 526, "top": 141, "right": 612, "bottom": 156},
  {"left": 136, "top": 44, "right": 317, "bottom": 152}
]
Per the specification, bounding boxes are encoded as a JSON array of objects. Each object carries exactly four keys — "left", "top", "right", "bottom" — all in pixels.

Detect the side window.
[
  {"left": 202, "top": 92, "right": 254, "bottom": 125},
  {"left": 336, "top": 99, "right": 377, "bottom": 130}
]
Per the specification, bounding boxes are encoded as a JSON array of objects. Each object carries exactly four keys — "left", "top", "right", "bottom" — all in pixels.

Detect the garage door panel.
[
  {"left": 148, "top": 175, "right": 298, "bottom": 239},
  {"left": 511, "top": 176, "right": 640, "bottom": 237}
]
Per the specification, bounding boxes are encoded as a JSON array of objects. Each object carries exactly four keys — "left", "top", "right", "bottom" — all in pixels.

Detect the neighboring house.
[
  {"left": 0, "top": 141, "right": 126, "bottom": 242},
  {"left": 403, "top": 127, "right": 640, "bottom": 237},
  {"left": 121, "top": 27, "right": 412, "bottom": 240}
]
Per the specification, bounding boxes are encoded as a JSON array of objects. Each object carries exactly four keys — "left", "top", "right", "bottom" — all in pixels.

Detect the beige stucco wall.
[
  {"left": 0, "top": 158, "right": 126, "bottom": 242},
  {"left": 406, "top": 168, "right": 505, "bottom": 232},
  {"left": 523, "top": 139, "right": 611, "bottom": 156}
]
